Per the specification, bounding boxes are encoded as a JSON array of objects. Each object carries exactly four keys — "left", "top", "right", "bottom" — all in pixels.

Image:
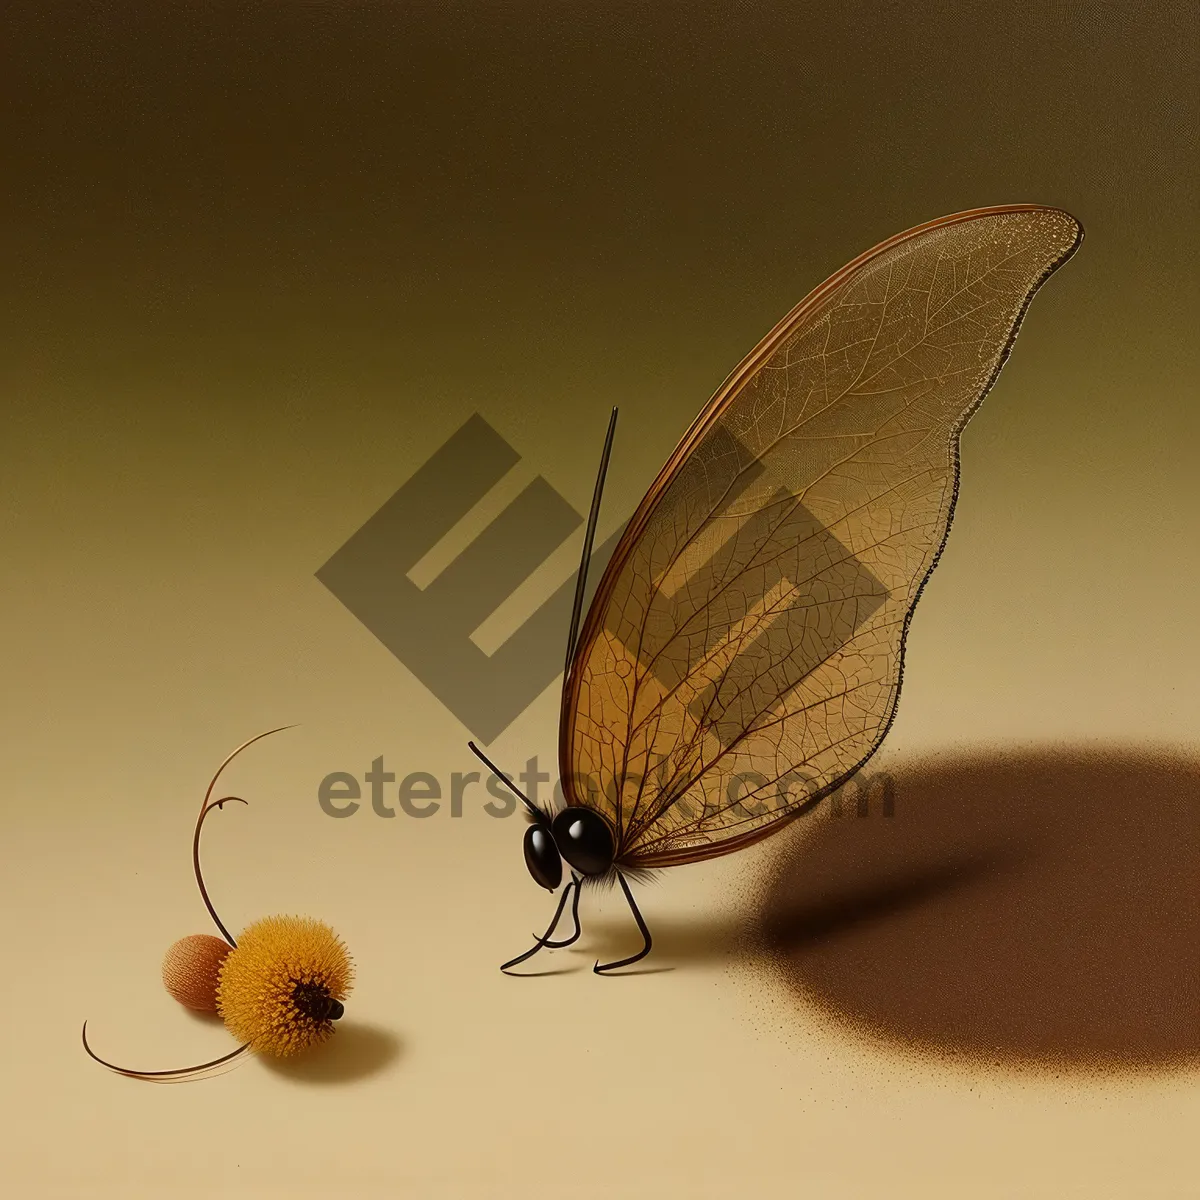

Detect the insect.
[
  {"left": 470, "top": 204, "right": 1083, "bottom": 975},
  {"left": 82, "top": 727, "right": 355, "bottom": 1080}
]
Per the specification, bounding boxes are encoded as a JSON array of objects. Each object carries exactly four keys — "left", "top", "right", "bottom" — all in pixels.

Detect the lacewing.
[{"left": 470, "top": 204, "right": 1083, "bottom": 973}]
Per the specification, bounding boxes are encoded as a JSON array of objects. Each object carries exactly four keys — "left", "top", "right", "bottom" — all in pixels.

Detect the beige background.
[{"left": 2, "top": 3, "right": 1198, "bottom": 1197}]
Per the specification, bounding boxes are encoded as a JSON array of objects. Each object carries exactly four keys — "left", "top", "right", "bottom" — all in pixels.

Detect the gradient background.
[{"left": 3, "top": 3, "right": 1198, "bottom": 1197}]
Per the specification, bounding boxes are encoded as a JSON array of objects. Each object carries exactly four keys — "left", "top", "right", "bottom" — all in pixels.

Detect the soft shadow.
[
  {"left": 599, "top": 966, "right": 676, "bottom": 976},
  {"left": 178, "top": 1007, "right": 225, "bottom": 1028},
  {"left": 578, "top": 915, "right": 743, "bottom": 966},
  {"left": 502, "top": 965, "right": 582, "bottom": 977},
  {"left": 260, "top": 1022, "right": 403, "bottom": 1084},
  {"left": 753, "top": 746, "right": 1200, "bottom": 1074}
]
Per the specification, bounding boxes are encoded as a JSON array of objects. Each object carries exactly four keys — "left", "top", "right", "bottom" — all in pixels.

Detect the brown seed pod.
[
  {"left": 162, "top": 934, "right": 231, "bottom": 1012},
  {"left": 82, "top": 727, "right": 356, "bottom": 1081}
]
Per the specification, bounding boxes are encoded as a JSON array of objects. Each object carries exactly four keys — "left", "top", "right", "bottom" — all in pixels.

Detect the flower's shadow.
[{"left": 260, "top": 1022, "right": 403, "bottom": 1085}]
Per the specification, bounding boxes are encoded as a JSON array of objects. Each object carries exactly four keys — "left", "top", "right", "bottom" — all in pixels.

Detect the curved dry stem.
[
  {"left": 81, "top": 1021, "right": 250, "bottom": 1081},
  {"left": 194, "top": 725, "right": 296, "bottom": 946},
  {"left": 193, "top": 796, "right": 247, "bottom": 945}
]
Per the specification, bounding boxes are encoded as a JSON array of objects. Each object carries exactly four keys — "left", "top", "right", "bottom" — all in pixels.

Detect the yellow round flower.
[{"left": 217, "top": 915, "right": 354, "bottom": 1057}]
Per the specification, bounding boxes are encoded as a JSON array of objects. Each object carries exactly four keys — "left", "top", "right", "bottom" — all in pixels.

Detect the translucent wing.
[{"left": 560, "top": 205, "right": 1081, "bottom": 868}]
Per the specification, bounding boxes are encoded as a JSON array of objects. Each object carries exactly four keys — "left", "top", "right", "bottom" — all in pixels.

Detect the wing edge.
[{"left": 560, "top": 205, "right": 1084, "bottom": 839}]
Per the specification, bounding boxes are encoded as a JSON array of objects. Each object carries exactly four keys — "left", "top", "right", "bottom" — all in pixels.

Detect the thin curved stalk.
[
  {"left": 81, "top": 1021, "right": 250, "bottom": 1081},
  {"left": 194, "top": 725, "right": 296, "bottom": 945}
]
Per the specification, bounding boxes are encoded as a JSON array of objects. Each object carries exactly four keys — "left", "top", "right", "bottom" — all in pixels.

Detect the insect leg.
[
  {"left": 500, "top": 875, "right": 580, "bottom": 974},
  {"left": 539, "top": 872, "right": 583, "bottom": 948},
  {"left": 593, "top": 871, "right": 652, "bottom": 974}
]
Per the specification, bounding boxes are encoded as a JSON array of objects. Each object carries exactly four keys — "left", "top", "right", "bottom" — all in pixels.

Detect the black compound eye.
[
  {"left": 523, "top": 824, "right": 562, "bottom": 891},
  {"left": 551, "top": 808, "right": 615, "bottom": 877}
]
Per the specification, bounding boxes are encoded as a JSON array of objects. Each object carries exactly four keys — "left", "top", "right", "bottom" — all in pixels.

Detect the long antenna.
[
  {"left": 467, "top": 740, "right": 543, "bottom": 820},
  {"left": 565, "top": 406, "right": 618, "bottom": 678}
]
